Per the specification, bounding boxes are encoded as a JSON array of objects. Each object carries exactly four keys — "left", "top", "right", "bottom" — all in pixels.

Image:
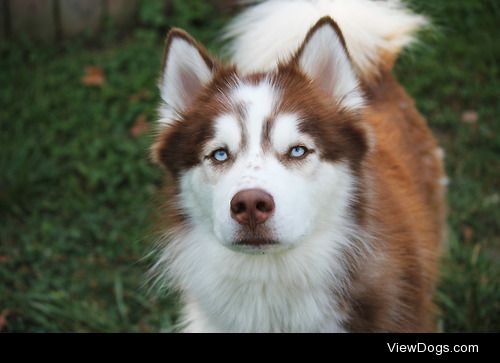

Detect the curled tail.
[{"left": 223, "top": 0, "right": 427, "bottom": 82}]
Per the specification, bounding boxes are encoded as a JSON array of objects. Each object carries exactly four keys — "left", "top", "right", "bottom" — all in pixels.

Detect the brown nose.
[{"left": 230, "top": 189, "right": 275, "bottom": 227}]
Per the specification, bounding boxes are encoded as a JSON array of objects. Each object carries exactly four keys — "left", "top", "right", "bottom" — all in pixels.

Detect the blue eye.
[
  {"left": 212, "top": 148, "right": 229, "bottom": 162},
  {"left": 289, "top": 146, "right": 308, "bottom": 158}
]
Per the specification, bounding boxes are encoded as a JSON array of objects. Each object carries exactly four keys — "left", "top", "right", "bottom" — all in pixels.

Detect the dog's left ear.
[
  {"left": 160, "top": 28, "right": 217, "bottom": 118},
  {"left": 295, "top": 17, "right": 364, "bottom": 110}
]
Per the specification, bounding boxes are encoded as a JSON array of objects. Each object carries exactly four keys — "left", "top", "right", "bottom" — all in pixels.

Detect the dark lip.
[{"left": 234, "top": 239, "right": 278, "bottom": 247}]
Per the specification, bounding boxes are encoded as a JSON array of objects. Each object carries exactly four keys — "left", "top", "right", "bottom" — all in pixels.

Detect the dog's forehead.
[
  {"left": 234, "top": 80, "right": 277, "bottom": 152},
  {"left": 231, "top": 79, "right": 278, "bottom": 116},
  {"left": 212, "top": 78, "right": 306, "bottom": 154}
]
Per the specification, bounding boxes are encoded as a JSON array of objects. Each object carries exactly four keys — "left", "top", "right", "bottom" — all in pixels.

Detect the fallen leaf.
[
  {"left": 461, "top": 110, "right": 478, "bottom": 124},
  {"left": 138, "top": 319, "right": 151, "bottom": 333},
  {"left": 130, "top": 114, "right": 150, "bottom": 137},
  {"left": 462, "top": 225, "right": 473, "bottom": 244},
  {"left": 82, "top": 66, "right": 105, "bottom": 86},
  {"left": 484, "top": 193, "right": 500, "bottom": 207},
  {"left": 129, "top": 89, "right": 152, "bottom": 102},
  {"left": 0, "top": 255, "right": 8, "bottom": 263},
  {"left": 0, "top": 310, "right": 9, "bottom": 331},
  {"left": 471, "top": 243, "right": 481, "bottom": 265}
]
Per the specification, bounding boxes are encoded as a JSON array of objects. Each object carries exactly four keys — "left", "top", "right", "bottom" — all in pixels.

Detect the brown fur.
[{"left": 342, "top": 70, "right": 445, "bottom": 332}]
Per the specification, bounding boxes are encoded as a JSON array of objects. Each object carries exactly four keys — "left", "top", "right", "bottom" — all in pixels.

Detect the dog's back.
[{"left": 347, "top": 74, "right": 445, "bottom": 331}]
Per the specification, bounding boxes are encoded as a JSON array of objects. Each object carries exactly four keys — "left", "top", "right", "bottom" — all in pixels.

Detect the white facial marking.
[
  {"left": 271, "top": 113, "right": 315, "bottom": 154},
  {"left": 205, "top": 114, "right": 242, "bottom": 156},
  {"left": 232, "top": 79, "right": 278, "bottom": 155}
]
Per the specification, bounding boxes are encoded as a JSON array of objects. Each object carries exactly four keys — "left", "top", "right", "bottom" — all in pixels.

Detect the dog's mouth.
[
  {"left": 226, "top": 226, "right": 285, "bottom": 254},
  {"left": 236, "top": 238, "right": 278, "bottom": 246},
  {"left": 228, "top": 238, "right": 281, "bottom": 254}
]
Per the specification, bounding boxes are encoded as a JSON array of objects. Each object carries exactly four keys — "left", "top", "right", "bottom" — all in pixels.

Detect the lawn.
[{"left": 0, "top": 0, "right": 498, "bottom": 332}]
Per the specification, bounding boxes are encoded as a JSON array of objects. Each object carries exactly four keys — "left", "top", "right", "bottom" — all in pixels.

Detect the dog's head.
[{"left": 153, "top": 18, "right": 370, "bottom": 254}]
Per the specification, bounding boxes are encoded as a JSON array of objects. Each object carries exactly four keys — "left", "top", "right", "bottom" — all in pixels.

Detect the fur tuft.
[{"left": 223, "top": 0, "right": 428, "bottom": 81}]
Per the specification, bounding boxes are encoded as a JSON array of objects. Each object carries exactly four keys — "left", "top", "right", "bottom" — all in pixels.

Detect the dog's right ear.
[
  {"left": 293, "top": 17, "right": 364, "bottom": 111},
  {"left": 159, "top": 28, "right": 217, "bottom": 123}
]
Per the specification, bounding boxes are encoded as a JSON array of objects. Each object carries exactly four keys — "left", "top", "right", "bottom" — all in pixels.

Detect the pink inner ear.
[
  {"left": 315, "top": 56, "right": 336, "bottom": 96},
  {"left": 179, "top": 65, "right": 204, "bottom": 108}
]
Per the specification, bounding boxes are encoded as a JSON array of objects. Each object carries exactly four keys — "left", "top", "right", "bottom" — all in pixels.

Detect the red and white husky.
[{"left": 151, "top": 0, "right": 446, "bottom": 332}]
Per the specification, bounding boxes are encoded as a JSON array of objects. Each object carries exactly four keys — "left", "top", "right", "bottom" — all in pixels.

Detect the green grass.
[{"left": 0, "top": 0, "right": 498, "bottom": 332}]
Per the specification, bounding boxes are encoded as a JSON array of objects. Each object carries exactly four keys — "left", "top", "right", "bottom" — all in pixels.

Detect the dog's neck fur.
[{"left": 168, "top": 216, "right": 370, "bottom": 332}]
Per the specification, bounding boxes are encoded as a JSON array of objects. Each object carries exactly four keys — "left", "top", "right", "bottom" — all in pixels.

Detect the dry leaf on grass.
[
  {"left": 0, "top": 310, "right": 9, "bottom": 331},
  {"left": 129, "top": 89, "right": 152, "bottom": 102},
  {"left": 462, "top": 225, "right": 473, "bottom": 244},
  {"left": 461, "top": 110, "right": 478, "bottom": 124},
  {"left": 130, "top": 114, "right": 150, "bottom": 137},
  {"left": 82, "top": 66, "right": 105, "bottom": 87}
]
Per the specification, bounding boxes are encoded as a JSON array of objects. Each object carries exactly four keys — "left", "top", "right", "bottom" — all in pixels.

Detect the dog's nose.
[{"left": 230, "top": 189, "right": 275, "bottom": 227}]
